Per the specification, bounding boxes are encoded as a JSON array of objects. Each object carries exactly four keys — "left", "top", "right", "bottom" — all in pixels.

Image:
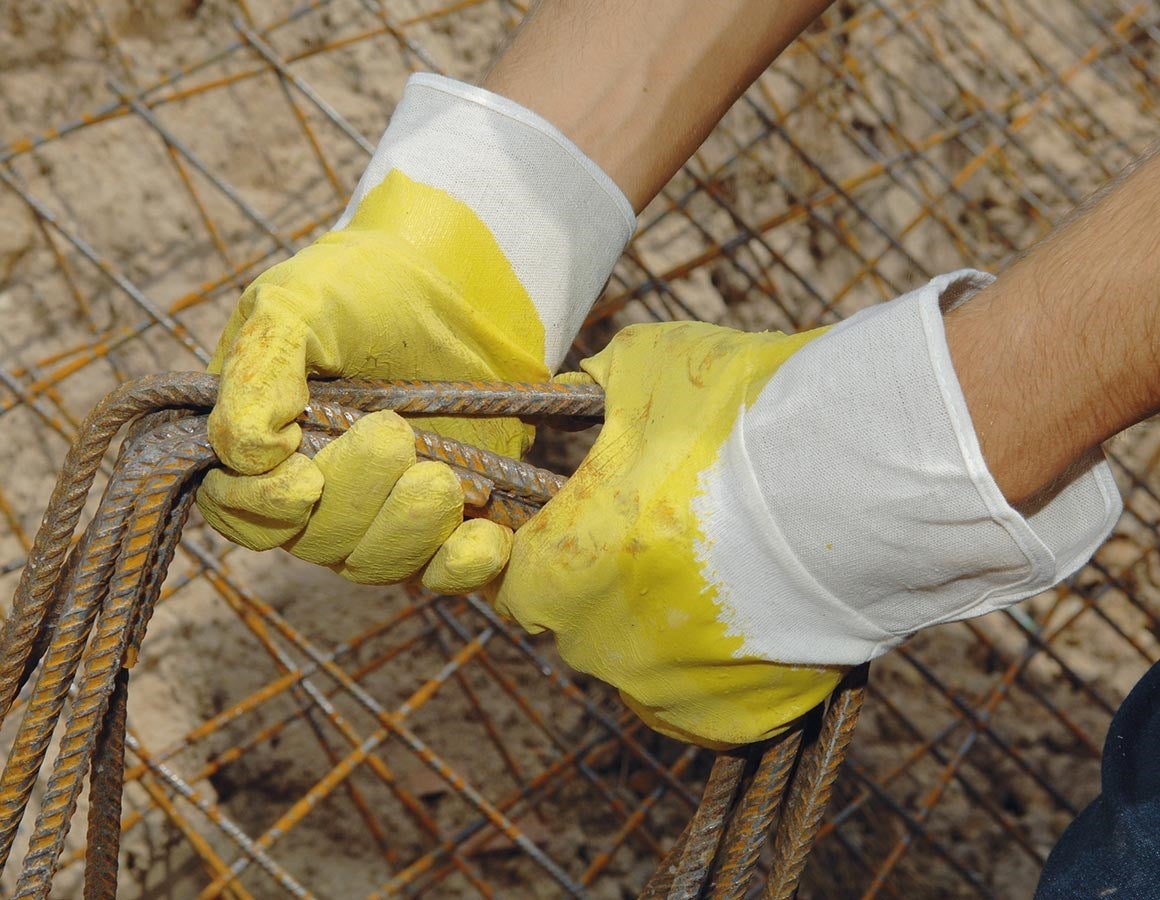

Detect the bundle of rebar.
[
  {"left": 2, "top": 0, "right": 1160, "bottom": 896},
  {"left": 0, "top": 374, "right": 868, "bottom": 897}
]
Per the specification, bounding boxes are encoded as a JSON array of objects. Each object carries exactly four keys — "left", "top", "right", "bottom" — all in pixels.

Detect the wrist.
[
  {"left": 947, "top": 150, "right": 1160, "bottom": 507},
  {"left": 944, "top": 273, "right": 1087, "bottom": 507},
  {"left": 729, "top": 272, "right": 1121, "bottom": 665}
]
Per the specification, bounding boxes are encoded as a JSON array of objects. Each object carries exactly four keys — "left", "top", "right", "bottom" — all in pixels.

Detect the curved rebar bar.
[
  {"left": 710, "top": 727, "right": 805, "bottom": 899},
  {"left": 0, "top": 374, "right": 865, "bottom": 898},
  {"left": 764, "top": 664, "right": 871, "bottom": 900},
  {"left": 665, "top": 753, "right": 748, "bottom": 897},
  {"left": 0, "top": 375, "right": 599, "bottom": 734}
]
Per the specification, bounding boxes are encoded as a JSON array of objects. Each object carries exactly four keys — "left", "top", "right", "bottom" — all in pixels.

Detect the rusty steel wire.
[
  {"left": 0, "top": 375, "right": 860, "bottom": 897},
  {"left": 3, "top": 0, "right": 1160, "bottom": 896}
]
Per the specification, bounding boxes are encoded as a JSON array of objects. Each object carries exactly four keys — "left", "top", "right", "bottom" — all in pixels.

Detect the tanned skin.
[
  {"left": 484, "top": 0, "right": 835, "bottom": 212},
  {"left": 946, "top": 147, "right": 1160, "bottom": 506}
]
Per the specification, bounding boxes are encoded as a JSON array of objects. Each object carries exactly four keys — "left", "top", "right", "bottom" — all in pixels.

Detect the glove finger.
[
  {"left": 207, "top": 301, "right": 249, "bottom": 375},
  {"left": 336, "top": 460, "right": 463, "bottom": 584},
  {"left": 484, "top": 506, "right": 569, "bottom": 635},
  {"left": 285, "top": 411, "right": 417, "bottom": 567},
  {"left": 577, "top": 323, "right": 697, "bottom": 389},
  {"left": 196, "top": 453, "right": 323, "bottom": 551},
  {"left": 550, "top": 370, "right": 596, "bottom": 386},
  {"left": 208, "top": 285, "right": 312, "bottom": 476},
  {"left": 421, "top": 518, "right": 513, "bottom": 595}
]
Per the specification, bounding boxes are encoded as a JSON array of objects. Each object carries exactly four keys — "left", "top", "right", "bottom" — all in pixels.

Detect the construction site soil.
[{"left": 2, "top": 0, "right": 1160, "bottom": 897}]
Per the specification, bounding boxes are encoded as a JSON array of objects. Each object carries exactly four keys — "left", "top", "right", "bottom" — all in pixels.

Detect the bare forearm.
[
  {"left": 947, "top": 148, "right": 1160, "bottom": 506},
  {"left": 484, "top": 0, "right": 834, "bottom": 211}
]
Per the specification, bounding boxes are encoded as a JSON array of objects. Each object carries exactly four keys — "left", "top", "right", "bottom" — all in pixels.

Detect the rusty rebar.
[
  {"left": 765, "top": 664, "right": 870, "bottom": 900},
  {"left": 84, "top": 666, "right": 128, "bottom": 900},
  {"left": 6, "top": 3, "right": 1158, "bottom": 895},
  {"left": 0, "top": 374, "right": 863, "bottom": 897},
  {"left": 665, "top": 754, "right": 748, "bottom": 897},
  {"left": 0, "top": 376, "right": 599, "bottom": 735},
  {"left": 0, "top": 378, "right": 599, "bottom": 890},
  {"left": 710, "top": 727, "right": 805, "bottom": 899}
]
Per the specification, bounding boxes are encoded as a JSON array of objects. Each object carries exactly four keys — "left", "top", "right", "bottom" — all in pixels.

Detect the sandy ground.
[{"left": 3, "top": 0, "right": 1160, "bottom": 897}]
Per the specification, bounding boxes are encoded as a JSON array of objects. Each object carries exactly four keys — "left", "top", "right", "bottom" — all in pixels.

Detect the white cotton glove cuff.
[
  {"left": 701, "top": 270, "right": 1122, "bottom": 667},
  {"left": 335, "top": 73, "right": 637, "bottom": 371}
]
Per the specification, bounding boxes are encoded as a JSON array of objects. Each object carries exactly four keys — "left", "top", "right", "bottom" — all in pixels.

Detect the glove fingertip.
[
  {"left": 422, "top": 519, "right": 513, "bottom": 595},
  {"left": 551, "top": 370, "right": 596, "bottom": 386}
]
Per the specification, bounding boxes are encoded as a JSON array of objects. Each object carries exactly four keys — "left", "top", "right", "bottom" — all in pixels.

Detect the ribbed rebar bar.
[
  {"left": 83, "top": 666, "right": 128, "bottom": 900},
  {"left": 0, "top": 373, "right": 865, "bottom": 898},
  {"left": 0, "top": 375, "right": 600, "bottom": 733},
  {"left": 764, "top": 664, "right": 870, "bottom": 900},
  {"left": 665, "top": 753, "right": 748, "bottom": 898},
  {"left": 0, "top": 377, "right": 602, "bottom": 891},
  {"left": 711, "top": 728, "right": 806, "bottom": 899},
  {"left": 5, "top": 3, "right": 1160, "bottom": 895}
]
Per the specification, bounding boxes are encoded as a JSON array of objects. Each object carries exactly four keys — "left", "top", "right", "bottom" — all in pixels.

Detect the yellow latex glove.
[
  {"left": 492, "top": 271, "right": 1125, "bottom": 748},
  {"left": 490, "top": 322, "right": 845, "bottom": 748},
  {"left": 198, "top": 171, "right": 536, "bottom": 589},
  {"left": 196, "top": 75, "right": 634, "bottom": 592}
]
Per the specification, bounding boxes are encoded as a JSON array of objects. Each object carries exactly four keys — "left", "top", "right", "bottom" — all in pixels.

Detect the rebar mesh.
[{"left": 2, "top": 0, "right": 1159, "bottom": 896}]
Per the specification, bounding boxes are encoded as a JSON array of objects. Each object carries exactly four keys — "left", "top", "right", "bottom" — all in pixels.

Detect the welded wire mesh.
[{"left": 2, "top": 0, "right": 1159, "bottom": 896}]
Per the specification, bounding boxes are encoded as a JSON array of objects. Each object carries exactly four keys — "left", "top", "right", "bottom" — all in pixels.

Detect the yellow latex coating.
[
  {"left": 198, "top": 454, "right": 323, "bottom": 551},
  {"left": 198, "top": 171, "right": 545, "bottom": 588},
  {"left": 422, "top": 519, "right": 515, "bottom": 595},
  {"left": 286, "top": 411, "right": 418, "bottom": 567},
  {"left": 491, "top": 322, "right": 845, "bottom": 748},
  {"left": 337, "top": 460, "right": 464, "bottom": 584}
]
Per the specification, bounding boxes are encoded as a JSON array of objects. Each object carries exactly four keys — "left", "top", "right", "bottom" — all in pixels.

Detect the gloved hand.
[
  {"left": 197, "top": 74, "right": 634, "bottom": 591},
  {"left": 492, "top": 272, "right": 1122, "bottom": 748}
]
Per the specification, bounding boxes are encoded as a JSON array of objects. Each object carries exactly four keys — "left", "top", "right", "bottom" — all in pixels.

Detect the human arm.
[
  {"left": 485, "top": 3, "right": 1160, "bottom": 509},
  {"left": 947, "top": 146, "right": 1160, "bottom": 507},
  {"left": 485, "top": 0, "right": 835, "bottom": 210},
  {"left": 196, "top": 73, "right": 636, "bottom": 589},
  {"left": 490, "top": 148, "right": 1160, "bottom": 745}
]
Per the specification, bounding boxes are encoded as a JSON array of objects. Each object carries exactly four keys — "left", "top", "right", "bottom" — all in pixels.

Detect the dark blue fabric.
[{"left": 1035, "top": 659, "right": 1160, "bottom": 898}]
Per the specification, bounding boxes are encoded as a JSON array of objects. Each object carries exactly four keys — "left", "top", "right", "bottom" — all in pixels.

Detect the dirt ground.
[{"left": 3, "top": 0, "right": 1160, "bottom": 897}]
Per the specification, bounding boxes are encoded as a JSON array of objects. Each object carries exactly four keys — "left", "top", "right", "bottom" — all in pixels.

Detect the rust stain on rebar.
[{"left": 0, "top": 374, "right": 865, "bottom": 897}]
